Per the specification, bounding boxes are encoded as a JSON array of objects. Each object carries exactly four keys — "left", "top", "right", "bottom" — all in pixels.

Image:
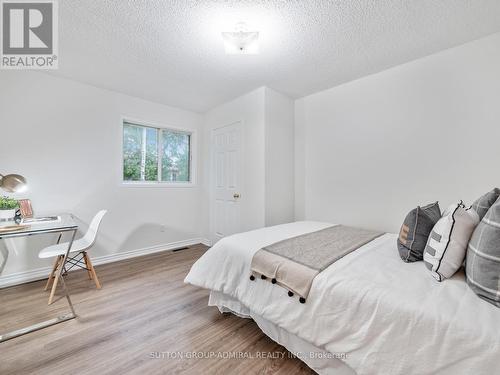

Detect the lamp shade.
[{"left": 0, "top": 174, "right": 28, "bottom": 193}]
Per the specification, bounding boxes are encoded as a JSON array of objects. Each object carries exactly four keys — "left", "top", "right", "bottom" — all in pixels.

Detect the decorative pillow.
[
  {"left": 471, "top": 188, "right": 500, "bottom": 221},
  {"left": 397, "top": 202, "right": 441, "bottom": 262},
  {"left": 466, "top": 196, "right": 500, "bottom": 307},
  {"left": 424, "top": 202, "right": 479, "bottom": 281}
]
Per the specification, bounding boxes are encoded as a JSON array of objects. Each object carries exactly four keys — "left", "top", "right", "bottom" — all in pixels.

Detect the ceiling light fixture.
[{"left": 221, "top": 22, "right": 259, "bottom": 55}]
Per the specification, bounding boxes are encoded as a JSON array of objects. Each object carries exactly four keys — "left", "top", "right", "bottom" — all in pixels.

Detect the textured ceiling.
[{"left": 50, "top": 0, "right": 500, "bottom": 112}]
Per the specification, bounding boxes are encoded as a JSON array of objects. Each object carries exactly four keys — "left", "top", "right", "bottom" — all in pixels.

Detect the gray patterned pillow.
[
  {"left": 466, "top": 196, "right": 500, "bottom": 307},
  {"left": 424, "top": 202, "right": 479, "bottom": 281},
  {"left": 397, "top": 202, "right": 441, "bottom": 262},
  {"left": 472, "top": 188, "right": 500, "bottom": 221}
]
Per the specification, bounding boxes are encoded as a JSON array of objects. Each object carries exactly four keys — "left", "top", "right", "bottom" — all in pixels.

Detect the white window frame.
[{"left": 120, "top": 117, "right": 197, "bottom": 188}]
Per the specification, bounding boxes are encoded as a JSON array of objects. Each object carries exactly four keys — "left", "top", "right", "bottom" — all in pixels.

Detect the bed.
[{"left": 184, "top": 221, "right": 500, "bottom": 374}]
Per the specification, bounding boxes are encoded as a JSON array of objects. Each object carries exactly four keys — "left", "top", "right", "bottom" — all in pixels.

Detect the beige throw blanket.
[{"left": 251, "top": 225, "right": 383, "bottom": 300}]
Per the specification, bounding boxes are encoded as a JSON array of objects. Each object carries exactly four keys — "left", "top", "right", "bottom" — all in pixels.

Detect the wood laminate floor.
[{"left": 0, "top": 245, "right": 315, "bottom": 375}]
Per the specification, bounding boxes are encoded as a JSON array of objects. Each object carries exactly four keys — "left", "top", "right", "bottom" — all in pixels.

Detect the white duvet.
[{"left": 185, "top": 222, "right": 500, "bottom": 375}]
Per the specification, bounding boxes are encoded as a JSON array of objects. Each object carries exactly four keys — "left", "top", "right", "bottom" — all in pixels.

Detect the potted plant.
[{"left": 0, "top": 196, "right": 19, "bottom": 222}]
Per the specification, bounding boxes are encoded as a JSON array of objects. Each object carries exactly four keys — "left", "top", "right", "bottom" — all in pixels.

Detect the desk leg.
[
  {"left": 0, "top": 229, "right": 78, "bottom": 342},
  {"left": 57, "top": 229, "right": 77, "bottom": 317}
]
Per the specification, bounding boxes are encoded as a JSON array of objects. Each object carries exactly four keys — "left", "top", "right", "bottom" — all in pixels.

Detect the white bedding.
[
  {"left": 209, "top": 291, "right": 355, "bottom": 375},
  {"left": 185, "top": 221, "right": 500, "bottom": 375}
]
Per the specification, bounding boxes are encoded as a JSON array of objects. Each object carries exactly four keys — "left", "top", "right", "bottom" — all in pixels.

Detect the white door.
[{"left": 212, "top": 122, "right": 242, "bottom": 243}]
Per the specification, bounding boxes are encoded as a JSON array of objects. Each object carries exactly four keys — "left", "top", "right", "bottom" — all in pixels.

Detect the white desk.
[{"left": 0, "top": 214, "right": 78, "bottom": 342}]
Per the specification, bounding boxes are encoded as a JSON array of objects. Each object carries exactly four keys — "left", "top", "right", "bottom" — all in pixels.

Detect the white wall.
[
  {"left": 295, "top": 32, "right": 500, "bottom": 232},
  {"left": 264, "top": 87, "right": 295, "bottom": 226},
  {"left": 294, "top": 99, "right": 306, "bottom": 221},
  {"left": 0, "top": 71, "right": 204, "bottom": 283}
]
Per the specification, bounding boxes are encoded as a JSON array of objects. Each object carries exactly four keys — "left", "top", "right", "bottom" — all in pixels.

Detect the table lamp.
[{"left": 0, "top": 173, "right": 28, "bottom": 193}]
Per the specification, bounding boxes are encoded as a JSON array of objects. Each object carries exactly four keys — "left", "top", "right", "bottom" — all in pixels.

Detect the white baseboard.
[
  {"left": 0, "top": 238, "right": 211, "bottom": 289},
  {"left": 200, "top": 238, "right": 212, "bottom": 247}
]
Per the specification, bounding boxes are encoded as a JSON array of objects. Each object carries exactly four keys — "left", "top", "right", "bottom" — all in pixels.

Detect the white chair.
[{"left": 39, "top": 210, "right": 107, "bottom": 305}]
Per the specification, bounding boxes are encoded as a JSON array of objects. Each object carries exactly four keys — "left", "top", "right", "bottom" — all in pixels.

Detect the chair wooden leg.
[
  {"left": 82, "top": 252, "right": 93, "bottom": 280},
  {"left": 84, "top": 253, "right": 101, "bottom": 289},
  {"left": 44, "top": 256, "right": 61, "bottom": 291},
  {"left": 48, "top": 262, "right": 62, "bottom": 305}
]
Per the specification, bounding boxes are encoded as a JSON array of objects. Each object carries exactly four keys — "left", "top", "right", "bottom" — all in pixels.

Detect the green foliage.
[
  {"left": 123, "top": 124, "right": 158, "bottom": 181},
  {"left": 123, "top": 123, "right": 190, "bottom": 183},
  {"left": 0, "top": 196, "right": 19, "bottom": 210},
  {"left": 161, "top": 131, "right": 190, "bottom": 182}
]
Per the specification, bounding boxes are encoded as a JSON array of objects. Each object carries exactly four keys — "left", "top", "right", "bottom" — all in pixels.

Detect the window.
[{"left": 122, "top": 121, "right": 193, "bottom": 184}]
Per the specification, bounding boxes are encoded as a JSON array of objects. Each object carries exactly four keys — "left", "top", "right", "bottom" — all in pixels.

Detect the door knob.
[{"left": 233, "top": 193, "right": 241, "bottom": 199}]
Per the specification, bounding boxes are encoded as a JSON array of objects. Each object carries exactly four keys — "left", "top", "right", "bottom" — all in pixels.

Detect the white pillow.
[{"left": 423, "top": 202, "right": 479, "bottom": 281}]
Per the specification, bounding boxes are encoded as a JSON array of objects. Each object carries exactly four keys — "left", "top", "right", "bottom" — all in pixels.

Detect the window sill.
[{"left": 121, "top": 182, "right": 197, "bottom": 188}]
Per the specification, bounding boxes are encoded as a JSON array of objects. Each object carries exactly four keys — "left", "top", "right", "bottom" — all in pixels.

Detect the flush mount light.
[{"left": 221, "top": 22, "right": 259, "bottom": 55}]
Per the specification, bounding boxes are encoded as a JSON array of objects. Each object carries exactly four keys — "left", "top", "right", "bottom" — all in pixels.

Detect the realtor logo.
[{"left": 1, "top": 0, "right": 58, "bottom": 69}]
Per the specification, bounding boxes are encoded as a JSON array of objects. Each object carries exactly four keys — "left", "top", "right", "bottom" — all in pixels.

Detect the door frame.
[{"left": 209, "top": 120, "right": 244, "bottom": 244}]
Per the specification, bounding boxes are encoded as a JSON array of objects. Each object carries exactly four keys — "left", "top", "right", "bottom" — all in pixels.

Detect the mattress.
[{"left": 185, "top": 221, "right": 500, "bottom": 375}]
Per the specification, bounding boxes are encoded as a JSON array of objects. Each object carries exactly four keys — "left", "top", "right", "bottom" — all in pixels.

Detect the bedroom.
[{"left": 1, "top": 1, "right": 499, "bottom": 374}]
